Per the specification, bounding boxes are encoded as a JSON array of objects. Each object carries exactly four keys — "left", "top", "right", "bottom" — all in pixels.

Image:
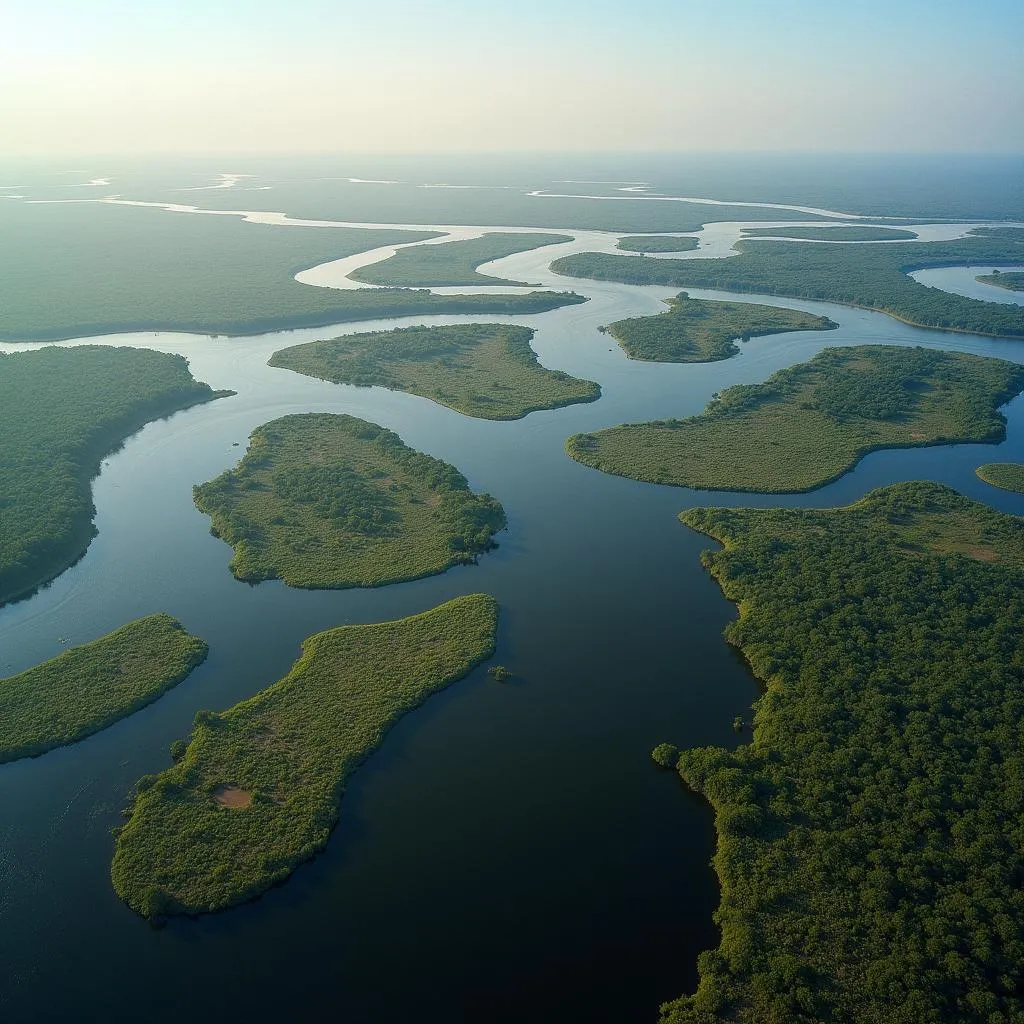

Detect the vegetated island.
[
  {"left": 566, "top": 345, "right": 1024, "bottom": 492},
  {"left": 111, "top": 594, "right": 498, "bottom": 918},
  {"left": 662, "top": 481, "right": 1024, "bottom": 1024},
  {"left": 976, "top": 270, "right": 1024, "bottom": 292},
  {"left": 194, "top": 413, "right": 506, "bottom": 588},
  {"left": 616, "top": 235, "right": 700, "bottom": 253},
  {"left": 0, "top": 200, "right": 584, "bottom": 342},
  {"left": 0, "top": 614, "right": 207, "bottom": 764},
  {"left": 270, "top": 323, "right": 600, "bottom": 419},
  {"left": 976, "top": 462, "right": 1024, "bottom": 493},
  {"left": 551, "top": 227, "right": 1024, "bottom": 337},
  {"left": 349, "top": 232, "right": 572, "bottom": 287},
  {"left": 0, "top": 345, "right": 228, "bottom": 607},
  {"left": 602, "top": 291, "right": 836, "bottom": 363},
  {"left": 741, "top": 225, "right": 918, "bottom": 242}
]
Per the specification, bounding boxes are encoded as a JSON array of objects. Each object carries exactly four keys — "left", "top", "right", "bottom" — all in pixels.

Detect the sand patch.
[{"left": 212, "top": 785, "right": 252, "bottom": 809}]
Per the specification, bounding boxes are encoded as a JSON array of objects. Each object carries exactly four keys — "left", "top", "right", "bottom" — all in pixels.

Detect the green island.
[
  {"left": 349, "top": 232, "right": 572, "bottom": 287},
  {"left": 616, "top": 235, "right": 699, "bottom": 253},
  {"left": 976, "top": 462, "right": 1024, "bottom": 493},
  {"left": 0, "top": 201, "right": 583, "bottom": 341},
  {"left": 269, "top": 323, "right": 600, "bottom": 419},
  {"left": 0, "top": 614, "right": 207, "bottom": 764},
  {"left": 741, "top": 225, "right": 918, "bottom": 242},
  {"left": 111, "top": 594, "right": 498, "bottom": 917},
  {"left": 602, "top": 291, "right": 836, "bottom": 363},
  {"left": 194, "top": 413, "right": 506, "bottom": 588},
  {"left": 551, "top": 228, "right": 1024, "bottom": 337},
  {"left": 0, "top": 345, "right": 227, "bottom": 607},
  {"left": 663, "top": 482, "right": 1024, "bottom": 1024},
  {"left": 566, "top": 345, "right": 1024, "bottom": 492},
  {"left": 976, "top": 270, "right": 1024, "bottom": 292}
]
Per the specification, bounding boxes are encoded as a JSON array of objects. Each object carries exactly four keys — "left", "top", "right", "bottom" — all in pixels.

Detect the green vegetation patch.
[
  {"left": 0, "top": 345, "right": 225, "bottom": 606},
  {"left": 270, "top": 323, "right": 600, "bottom": 419},
  {"left": 552, "top": 228, "right": 1024, "bottom": 337},
  {"left": 976, "top": 462, "right": 1024, "bottom": 493},
  {"left": 741, "top": 225, "right": 918, "bottom": 242},
  {"left": 604, "top": 291, "right": 835, "bottom": 363},
  {"left": 194, "top": 413, "right": 506, "bottom": 588},
  {"left": 0, "top": 614, "right": 207, "bottom": 763},
  {"left": 349, "top": 232, "right": 572, "bottom": 287},
  {"left": 664, "top": 482, "right": 1024, "bottom": 1023},
  {"left": 616, "top": 235, "right": 699, "bottom": 253},
  {"left": 566, "top": 346, "right": 1024, "bottom": 492},
  {"left": 977, "top": 270, "right": 1024, "bottom": 292},
  {"left": 111, "top": 594, "right": 498, "bottom": 917}
]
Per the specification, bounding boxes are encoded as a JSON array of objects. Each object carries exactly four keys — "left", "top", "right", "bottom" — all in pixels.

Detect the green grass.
[
  {"left": 976, "top": 271, "right": 1024, "bottom": 292},
  {"left": 741, "top": 225, "right": 918, "bottom": 241},
  {"left": 0, "top": 345, "right": 226, "bottom": 607},
  {"left": 194, "top": 413, "right": 506, "bottom": 588},
  {"left": 665, "top": 482, "right": 1024, "bottom": 1023},
  {"left": 349, "top": 232, "right": 572, "bottom": 287},
  {"left": 603, "top": 291, "right": 836, "bottom": 363},
  {"left": 269, "top": 323, "right": 600, "bottom": 419},
  {"left": 0, "top": 614, "right": 207, "bottom": 763},
  {"left": 0, "top": 201, "right": 583, "bottom": 341},
  {"left": 111, "top": 594, "right": 498, "bottom": 917},
  {"left": 976, "top": 462, "right": 1024, "bottom": 493},
  {"left": 616, "top": 236, "right": 699, "bottom": 253},
  {"left": 566, "top": 346, "right": 1024, "bottom": 493},
  {"left": 551, "top": 228, "right": 1024, "bottom": 338}
]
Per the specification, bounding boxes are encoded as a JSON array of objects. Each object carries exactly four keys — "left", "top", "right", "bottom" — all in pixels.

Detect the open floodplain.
[{"left": 2, "top": 168, "right": 1024, "bottom": 1023}]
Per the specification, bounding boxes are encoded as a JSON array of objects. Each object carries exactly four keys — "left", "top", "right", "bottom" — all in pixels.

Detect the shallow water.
[
  {"left": 1, "top": 222, "right": 1024, "bottom": 1024},
  {"left": 910, "top": 264, "right": 1024, "bottom": 305}
]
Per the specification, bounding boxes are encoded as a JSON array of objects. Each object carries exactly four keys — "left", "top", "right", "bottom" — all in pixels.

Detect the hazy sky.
[{"left": 3, "top": 0, "right": 1022, "bottom": 155}]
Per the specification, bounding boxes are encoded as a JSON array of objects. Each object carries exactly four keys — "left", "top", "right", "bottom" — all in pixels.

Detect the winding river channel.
[{"left": 2, "top": 213, "right": 1024, "bottom": 1024}]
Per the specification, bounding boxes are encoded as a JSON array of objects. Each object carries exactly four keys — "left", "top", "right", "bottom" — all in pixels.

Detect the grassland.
[
  {"left": 566, "top": 346, "right": 1024, "bottom": 492},
  {"left": 741, "top": 225, "right": 918, "bottom": 241},
  {"left": 665, "top": 482, "right": 1024, "bottom": 1024},
  {"left": 111, "top": 594, "right": 498, "bottom": 917},
  {"left": 0, "top": 201, "right": 584, "bottom": 341},
  {"left": 603, "top": 292, "right": 836, "bottom": 363},
  {"left": 977, "top": 271, "right": 1024, "bottom": 292},
  {"left": 976, "top": 462, "right": 1024, "bottom": 493},
  {"left": 194, "top": 414, "right": 506, "bottom": 588},
  {"left": 616, "top": 236, "right": 699, "bottom": 253},
  {"left": 0, "top": 345, "right": 226, "bottom": 607},
  {"left": 0, "top": 614, "right": 207, "bottom": 763},
  {"left": 270, "top": 323, "right": 600, "bottom": 419},
  {"left": 551, "top": 228, "right": 1024, "bottom": 338},
  {"left": 349, "top": 232, "right": 572, "bottom": 287}
]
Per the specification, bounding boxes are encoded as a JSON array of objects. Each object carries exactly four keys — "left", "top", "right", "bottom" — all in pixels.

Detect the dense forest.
[
  {"left": 193, "top": 413, "right": 506, "bottom": 588},
  {"left": 112, "top": 594, "right": 498, "bottom": 917},
  {"left": 976, "top": 271, "right": 1024, "bottom": 293},
  {"left": 616, "top": 236, "right": 700, "bottom": 253},
  {"left": 664, "top": 482, "right": 1024, "bottom": 1023},
  {"left": 740, "top": 225, "right": 918, "bottom": 242},
  {"left": 0, "top": 345, "right": 224, "bottom": 606},
  {"left": 270, "top": 323, "right": 600, "bottom": 419},
  {"left": 976, "top": 462, "right": 1024, "bottom": 494},
  {"left": 567, "top": 345, "right": 1024, "bottom": 492},
  {"left": 551, "top": 228, "right": 1024, "bottom": 337},
  {"left": 603, "top": 291, "right": 835, "bottom": 363}
]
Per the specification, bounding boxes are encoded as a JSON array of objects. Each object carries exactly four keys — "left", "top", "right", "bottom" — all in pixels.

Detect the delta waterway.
[{"left": 2, "top": 222, "right": 1024, "bottom": 1024}]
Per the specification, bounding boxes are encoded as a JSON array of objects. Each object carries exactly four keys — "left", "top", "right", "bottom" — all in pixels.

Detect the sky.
[{"left": 2, "top": 0, "right": 1022, "bottom": 156}]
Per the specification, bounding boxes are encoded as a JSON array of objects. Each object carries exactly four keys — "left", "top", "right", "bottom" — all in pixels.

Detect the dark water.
[{"left": 2, "top": 263, "right": 1024, "bottom": 1023}]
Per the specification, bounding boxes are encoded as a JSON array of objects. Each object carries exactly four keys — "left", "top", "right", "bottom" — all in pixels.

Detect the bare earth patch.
[{"left": 212, "top": 785, "right": 252, "bottom": 809}]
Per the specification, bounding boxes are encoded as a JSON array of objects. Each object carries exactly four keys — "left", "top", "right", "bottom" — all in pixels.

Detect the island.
[
  {"left": 0, "top": 345, "right": 229, "bottom": 607},
  {"left": 349, "top": 232, "right": 572, "bottom": 287},
  {"left": 565, "top": 345, "right": 1024, "bottom": 492},
  {"left": 976, "top": 270, "right": 1024, "bottom": 292},
  {"left": 550, "top": 227, "right": 1024, "bottom": 338},
  {"left": 616, "top": 236, "right": 699, "bottom": 253},
  {"left": 194, "top": 413, "right": 506, "bottom": 588},
  {"left": 0, "top": 614, "right": 207, "bottom": 763},
  {"left": 111, "top": 594, "right": 498, "bottom": 917},
  {"left": 662, "top": 482, "right": 1024, "bottom": 1024},
  {"left": 741, "top": 225, "right": 918, "bottom": 241},
  {"left": 602, "top": 292, "right": 836, "bottom": 363},
  {"left": 976, "top": 462, "right": 1024, "bottom": 493},
  {"left": 270, "top": 323, "right": 600, "bottom": 419}
]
